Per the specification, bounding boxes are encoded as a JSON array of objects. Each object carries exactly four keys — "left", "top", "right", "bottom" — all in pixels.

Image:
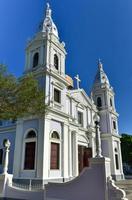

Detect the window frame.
[
  {"left": 110, "top": 98, "right": 113, "bottom": 107},
  {"left": 54, "top": 54, "right": 59, "bottom": 70},
  {"left": 115, "top": 148, "right": 119, "bottom": 170},
  {"left": 78, "top": 111, "right": 84, "bottom": 127},
  {"left": 113, "top": 121, "right": 116, "bottom": 130},
  {"left": 97, "top": 97, "right": 102, "bottom": 108},
  {"left": 54, "top": 88, "right": 61, "bottom": 104},
  {"left": 33, "top": 52, "right": 39, "bottom": 68}
]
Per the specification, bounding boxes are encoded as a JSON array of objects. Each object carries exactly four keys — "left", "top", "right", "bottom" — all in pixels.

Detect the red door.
[
  {"left": 83, "top": 147, "right": 92, "bottom": 167},
  {"left": 24, "top": 142, "right": 36, "bottom": 170},
  {"left": 78, "top": 146, "right": 92, "bottom": 173},
  {"left": 50, "top": 142, "right": 60, "bottom": 169}
]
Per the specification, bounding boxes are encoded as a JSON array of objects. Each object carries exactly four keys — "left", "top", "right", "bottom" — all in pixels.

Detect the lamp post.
[
  {"left": 2, "top": 139, "right": 11, "bottom": 174},
  {"left": 94, "top": 114, "right": 102, "bottom": 158}
]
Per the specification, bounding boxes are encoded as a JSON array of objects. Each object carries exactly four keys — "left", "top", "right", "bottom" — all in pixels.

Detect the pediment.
[{"left": 69, "top": 89, "right": 93, "bottom": 107}]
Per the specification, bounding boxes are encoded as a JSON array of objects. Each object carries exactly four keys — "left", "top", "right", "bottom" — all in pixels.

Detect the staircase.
[{"left": 116, "top": 180, "right": 132, "bottom": 200}]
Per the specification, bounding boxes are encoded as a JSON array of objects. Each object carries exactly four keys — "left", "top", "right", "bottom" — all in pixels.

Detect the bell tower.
[
  {"left": 24, "top": 3, "right": 69, "bottom": 106},
  {"left": 13, "top": 3, "right": 69, "bottom": 182},
  {"left": 91, "top": 60, "right": 124, "bottom": 180}
]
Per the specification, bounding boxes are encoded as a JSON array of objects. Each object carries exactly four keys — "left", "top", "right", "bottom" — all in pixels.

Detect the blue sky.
[{"left": 0, "top": 0, "right": 132, "bottom": 134}]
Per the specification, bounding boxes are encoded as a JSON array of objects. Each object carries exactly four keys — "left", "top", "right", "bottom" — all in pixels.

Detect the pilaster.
[
  {"left": 68, "top": 128, "right": 72, "bottom": 177},
  {"left": 43, "top": 116, "right": 50, "bottom": 179},
  {"left": 36, "top": 118, "right": 44, "bottom": 179},
  {"left": 72, "top": 131, "right": 78, "bottom": 177},
  {"left": 63, "top": 123, "right": 69, "bottom": 179},
  {"left": 13, "top": 120, "right": 24, "bottom": 178}
]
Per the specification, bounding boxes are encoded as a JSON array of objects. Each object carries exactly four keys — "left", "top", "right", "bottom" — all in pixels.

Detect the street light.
[
  {"left": 94, "top": 113, "right": 103, "bottom": 158},
  {"left": 2, "top": 139, "right": 11, "bottom": 174}
]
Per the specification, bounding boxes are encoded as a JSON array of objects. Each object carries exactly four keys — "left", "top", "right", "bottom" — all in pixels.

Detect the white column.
[
  {"left": 40, "top": 46, "right": 43, "bottom": 65},
  {"left": 68, "top": 129, "right": 72, "bottom": 177},
  {"left": 36, "top": 118, "right": 44, "bottom": 178},
  {"left": 13, "top": 120, "right": 23, "bottom": 178},
  {"left": 118, "top": 140, "right": 124, "bottom": 176},
  {"left": 43, "top": 117, "right": 50, "bottom": 179},
  {"left": 46, "top": 36, "right": 50, "bottom": 68},
  {"left": 72, "top": 131, "right": 78, "bottom": 177},
  {"left": 109, "top": 137, "right": 115, "bottom": 175},
  {"left": 70, "top": 98, "right": 72, "bottom": 116},
  {"left": 63, "top": 123, "right": 69, "bottom": 180},
  {"left": 91, "top": 111, "right": 94, "bottom": 126}
]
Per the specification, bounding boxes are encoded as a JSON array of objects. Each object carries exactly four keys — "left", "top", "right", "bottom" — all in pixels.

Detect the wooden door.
[
  {"left": 24, "top": 142, "right": 36, "bottom": 170},
  {"left": 50, "top": 142, "right": 60, "bottom": 169},
  {"left": 78, "top": 146, "right": 92, "bottom": 174},
  {"left": 83, "top": 147, "right": 92, "bottom": 167}
]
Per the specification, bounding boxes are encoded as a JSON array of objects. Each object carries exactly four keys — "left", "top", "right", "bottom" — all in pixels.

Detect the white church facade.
[{"left": 0, "top": 4, "right": 124, "bottom": 185}]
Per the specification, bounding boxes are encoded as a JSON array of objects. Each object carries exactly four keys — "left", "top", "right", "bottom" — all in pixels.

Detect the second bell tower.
[{"left": 91, "top": 60, "right": 124, "bottom": 180}]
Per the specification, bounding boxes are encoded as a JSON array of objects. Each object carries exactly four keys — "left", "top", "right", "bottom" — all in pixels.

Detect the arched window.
[
  {"left": 113, "top": 121, "right": 116, "bottom": 130},
  {"left": 26, "top": 130, "right": 36, "bottom": 139},
  {"left": 115, "top": 148, "right": 119, "bottom": 170},
  {"left": 24, "top": 130, "right": 37, "bottom": 170},
  {"left": 51, "top": 131, "right": 60, "bottom": 139},
  {"left": 97, "top": 97, "right": 102, "bottom": 107},
  {"left": 50, "top": 131, "right": 60, "bottom": 170},
  {"left": 54, "top": 54, "right": 59, "bottom": 70},
  {"left": 33, "top": 52, "right": 39, "bottom": 68},
  {"left": 110, "top": 98, "right": 113, "bottom": 107}
]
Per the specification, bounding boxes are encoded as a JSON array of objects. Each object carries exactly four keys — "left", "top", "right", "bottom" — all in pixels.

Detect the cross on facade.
[{"left": 74, "top": 74, "right": 81, "bottom": 89}]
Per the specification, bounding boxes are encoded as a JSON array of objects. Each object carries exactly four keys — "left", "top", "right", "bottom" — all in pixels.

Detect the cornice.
[
  {"left": 101, "top": 133, "right": 121, "bottom": 139},
  {"left": 0, "top": 125, "right": 16, "bottom": 133}
]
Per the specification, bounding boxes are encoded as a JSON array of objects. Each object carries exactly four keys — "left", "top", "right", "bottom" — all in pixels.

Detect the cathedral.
[{"left": 0, "top": 3, "right": 124, "bottom": 185}]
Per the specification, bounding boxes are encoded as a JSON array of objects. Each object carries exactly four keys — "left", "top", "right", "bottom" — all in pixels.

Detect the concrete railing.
[
  {"left": 45, "top": 157, "right": 128, "bottom": 200},
  {"left": 0, "top": 157, "right": 128, "bottom": 200}
]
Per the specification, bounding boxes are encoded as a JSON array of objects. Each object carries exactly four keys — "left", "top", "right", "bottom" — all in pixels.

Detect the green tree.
[
  {"left": 0, "top": 64, "right": 46, "bottom": 120},
  {"left": 121, "top": 134, "right": 132, "bottom": 166}
]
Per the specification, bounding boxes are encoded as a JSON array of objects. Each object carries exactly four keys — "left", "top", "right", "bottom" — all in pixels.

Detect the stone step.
[
  {"left": 126, "top": 194, "right": 132, "bottom": 200},
  {"left": 125, "top": 190, "right": 132, "bottom": 195},
  {"left": 116, "top": 186, "right": 132, "bottom": 191},
  {"left": 115, "top": 179, "right": 132, "bottom": 200}
]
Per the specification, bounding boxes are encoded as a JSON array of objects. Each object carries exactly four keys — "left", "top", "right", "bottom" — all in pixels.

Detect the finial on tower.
[
  {"left": 98, "top": 58, "right": 103, "bottom": 70},
  {"left": 47, "top": 2, "right": 50, "bottom": 9},
  {"left": 42, "top": 3, "right": 59, "bottom": 37},
  {"left": 46, "top": 2, "right": 52, "bottom": 18}
]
